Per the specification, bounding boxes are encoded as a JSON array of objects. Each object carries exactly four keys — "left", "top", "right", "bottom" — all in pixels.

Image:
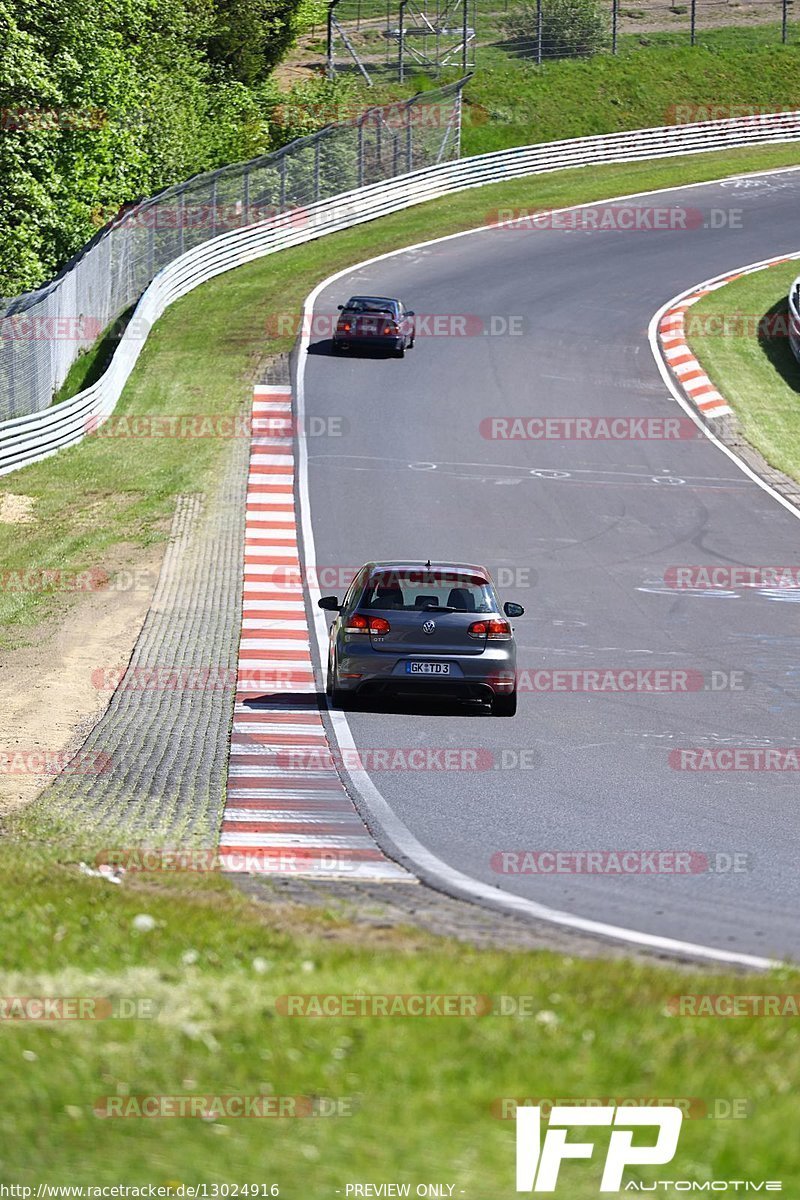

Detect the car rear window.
[
  {"left": 361, "top": 571, "right": 496, "bottom": 612},
  {"left": 345, "top": 298, "right": 397, "bottom": 315}
]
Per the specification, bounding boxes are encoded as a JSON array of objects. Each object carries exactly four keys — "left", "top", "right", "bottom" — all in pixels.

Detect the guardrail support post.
[
  {"left": 537, "top": 0, "right": 543, "bottom": 65},
  {"left": 178, "top": 192, "right": 185, "bottom": 255},
  {"left": 455, "top": 87, "right": 464, "bottom": 158},
  {"left": 782, "top": 0, "right": 788, "bottom": 42},
  {"left": 690, "top": 0, "right": 697, "bottom": 44},
  {"left": 462, "top": 0, "right": 468, "bottom": 72},
  {"left": 326, "top": 0, "right": 340, "bottom": 78},
  {"left": 399, "top": 0, "right": 409, "bottom": 82},
  {"left": 314, "top": 138, "right": 321, "bottom": 202},
  {"left": 358, "top": 118, "right": 365, "bottom": 187},
  {"left": 611, "top": 0, "right": 618, "bottom": 54}
]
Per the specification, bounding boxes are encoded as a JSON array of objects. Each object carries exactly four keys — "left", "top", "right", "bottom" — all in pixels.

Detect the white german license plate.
[{"left": 406, "top": 662, "right": 450, "bottom": 675}]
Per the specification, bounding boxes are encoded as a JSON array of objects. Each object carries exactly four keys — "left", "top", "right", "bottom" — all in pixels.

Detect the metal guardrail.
[
  {"left": 3, "top": 108, "right": 800, "bottom": 477},
  {"left": 790, "top": 275, "right": 800, "bottom": 360},
  {"left": 0, "top": 81, "right": 465, "bottom": 425}
]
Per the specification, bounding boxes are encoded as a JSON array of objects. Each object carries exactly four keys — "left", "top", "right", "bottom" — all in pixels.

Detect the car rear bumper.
[
  {"left": 333, "top": 335, "right": 404, "bottom": 351},
  {"left": 335, "top": 646, "right": 517, "bottom": 698}
]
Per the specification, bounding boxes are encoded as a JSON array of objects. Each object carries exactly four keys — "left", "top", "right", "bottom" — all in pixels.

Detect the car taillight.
[
  {"left": 345, "top": 614, "right": 391, "bottom": 635},
  {"left": 468, "top": 619, "right": 512, "bottom": 640},
  {"left": 487, "top": 619, "right": 512, "bottom": 640},
  {"left": 382, "top": 322, "right": 399, "bottom": 335},
  {"left": 338, "top": 320, "right": 351, "bottom": 332}
]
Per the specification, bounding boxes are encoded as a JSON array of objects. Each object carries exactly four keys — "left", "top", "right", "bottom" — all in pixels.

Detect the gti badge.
[{"left": 422, "top": 620, "right": 436, "bottom": 635}]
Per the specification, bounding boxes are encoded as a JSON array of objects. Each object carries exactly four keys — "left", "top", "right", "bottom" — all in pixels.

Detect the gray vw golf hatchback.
[{"left": 319, "top": 561, "right": 524, "bottom": 715}]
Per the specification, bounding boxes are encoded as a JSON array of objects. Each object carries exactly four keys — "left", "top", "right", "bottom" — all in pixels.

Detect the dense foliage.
[
  {"left": 500, "top": 0, "right": 609, "bottom": 59},
  {"left": 0, "top": 0, "right": 337, "bottom": 294}
]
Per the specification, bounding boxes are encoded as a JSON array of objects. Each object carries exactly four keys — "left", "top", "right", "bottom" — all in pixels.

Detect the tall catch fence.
[
  {"left": 0, "top": 80, "right": 465, "bottom": 422},
  {"left": 324, "top": 0, "right": 800, "bottom": 79}
]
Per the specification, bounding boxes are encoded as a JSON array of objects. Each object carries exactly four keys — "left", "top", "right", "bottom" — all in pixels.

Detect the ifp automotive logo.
[
  {"left": 514, "top": 1105, "right": 782, "bottom": 1192},
  {"left": 516, "top": 1105, "right": 682, "bottom": 1192}
]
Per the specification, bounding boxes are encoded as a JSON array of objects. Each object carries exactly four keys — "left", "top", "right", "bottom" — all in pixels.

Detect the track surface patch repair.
[{"left": 220, "top": 381, "right": 410, "bottom": 881}]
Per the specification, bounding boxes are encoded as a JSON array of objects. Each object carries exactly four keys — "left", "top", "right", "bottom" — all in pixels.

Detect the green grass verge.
[
  {"left": 3, "top": 142, "right": 800, "bottom": 650},
  {"left": 52, "top": 309, "right": 137, "bottom": 406},
  {"left": 687, "top": 259, "right": 800, "bottom": 479},
  {"left": 1, "top": 835, "right": 799, "bottom": 1187},
  {"left": 370, "top": 29, "right": 800, "bottom": 156}
]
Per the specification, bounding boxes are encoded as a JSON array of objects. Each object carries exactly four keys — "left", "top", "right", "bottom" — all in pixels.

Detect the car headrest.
[{"left": 446, "top": 587, "right": 475, "bottom": 611}]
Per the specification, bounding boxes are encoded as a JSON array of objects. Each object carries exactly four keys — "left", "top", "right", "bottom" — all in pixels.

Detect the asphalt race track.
[{"left": 299, "top": 167, "right": 800, "bottom": 962}]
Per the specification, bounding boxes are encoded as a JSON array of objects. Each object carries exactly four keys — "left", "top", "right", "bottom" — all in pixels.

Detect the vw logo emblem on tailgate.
[{"left": 422, "top": 620, "right": 436, "bottom": 635}]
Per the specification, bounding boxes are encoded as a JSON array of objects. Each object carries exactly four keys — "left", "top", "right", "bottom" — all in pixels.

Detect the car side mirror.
[
  {"left": 504, "top": 602, "right": 524, "bottom": 618},
  {"left": 337, "top": 304, "right": 344, "bottom": 310},
  {"left": 406, "top": 310, "right": 415, "bottom": 317},
  {"left": 318, "top": 595, "right": 341, "bottom": 611}
]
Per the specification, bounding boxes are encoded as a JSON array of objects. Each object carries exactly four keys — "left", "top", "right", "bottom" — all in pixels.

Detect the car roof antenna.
[{"left": 425, "top": 559, "right": 431, "bottom": 569}]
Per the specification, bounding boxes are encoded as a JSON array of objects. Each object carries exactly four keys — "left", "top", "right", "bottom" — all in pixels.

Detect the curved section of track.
[{"left": 298, "top": 167, "right": 800, "bottom": 963}]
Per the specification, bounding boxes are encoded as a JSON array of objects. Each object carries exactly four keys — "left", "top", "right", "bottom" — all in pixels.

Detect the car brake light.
[
  {"left": 487, "top": 619, "right": 512, "bottom": 640},
  {"left": 345, "top": 614, "right": 391, "bottom": 635},
  {"left": 382, "top": 323, "right": 399, "bottom": 335},
  {"left": 339, "top": 321, "right": 351, "bottom": 332},
  {"left": 468, "top": 619, "right": 512, "bottom": 640}
]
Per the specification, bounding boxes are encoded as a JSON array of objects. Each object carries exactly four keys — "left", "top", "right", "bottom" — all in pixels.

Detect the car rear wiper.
[{"left": 421, "top": 604, "right": 457, "bottom": 612}]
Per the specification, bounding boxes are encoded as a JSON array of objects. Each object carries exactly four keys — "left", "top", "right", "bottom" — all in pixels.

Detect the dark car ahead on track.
[
  {"left": 332, "top": 296, "right": 415, "bottom": 357},
  {"left": 319, "top": 561, "right": 524, "bottom": 715}
]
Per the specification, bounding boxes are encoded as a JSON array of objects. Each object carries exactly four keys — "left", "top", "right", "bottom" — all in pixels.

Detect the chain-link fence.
[
  {"left": 326, "top": 0, "right": 477, "bottom": 82},
  {"left": 0, "top": 80, "right": 465, "bottom": 423},
  {"left": 324, "top": 0, "right": 799, "bottom": 78},
  {"left": 491, "top": 0, "right": 799, "bottom": 61}
]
